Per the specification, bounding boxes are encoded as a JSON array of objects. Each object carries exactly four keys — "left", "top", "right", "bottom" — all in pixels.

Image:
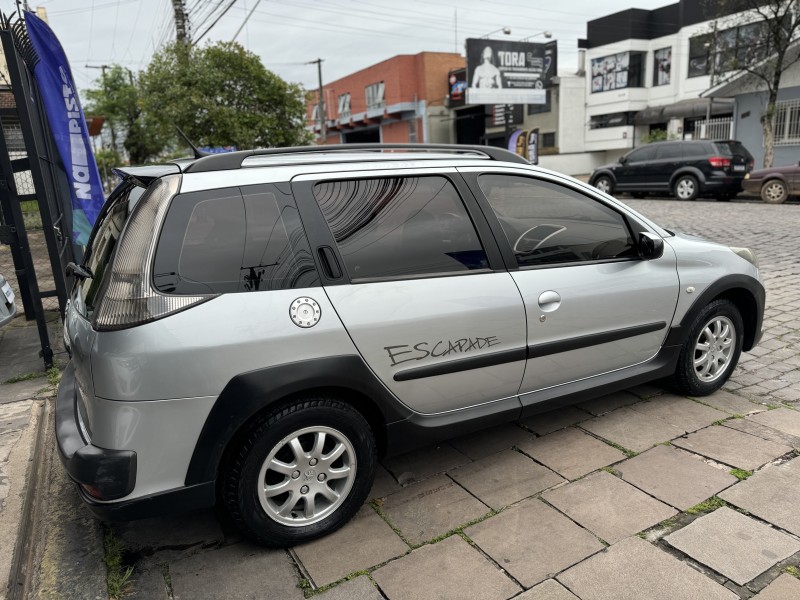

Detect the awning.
[{"left": 634, "top": 98, "right": 735, "bottom": 125}]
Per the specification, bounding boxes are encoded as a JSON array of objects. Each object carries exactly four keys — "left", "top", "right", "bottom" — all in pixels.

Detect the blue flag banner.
[{"left": 26, "top": 11, "right": 104, "bottom": 246}]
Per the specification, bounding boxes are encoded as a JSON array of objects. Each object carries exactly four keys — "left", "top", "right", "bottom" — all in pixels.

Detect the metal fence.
[
  {"left": 773, "top": 98, "right": 800, "bottom": 146},
  {"left": 695, "top": 117, "right": 734, "bottom": 140}
]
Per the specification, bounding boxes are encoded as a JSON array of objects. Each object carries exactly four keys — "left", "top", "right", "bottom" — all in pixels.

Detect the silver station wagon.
[{"left": 57, "top": 144, "right": 764, "bottom": 547}]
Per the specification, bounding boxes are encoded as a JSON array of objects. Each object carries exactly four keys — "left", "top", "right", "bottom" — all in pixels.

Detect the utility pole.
[
  {"left": 86, "top": 64, "right": 117, "bottom": 152},
  {"left": 307, "top": 58, "right": 326, "bottom": 143},
  {"left": 172, "top": 0, "right": 190, "bottom": 44}
]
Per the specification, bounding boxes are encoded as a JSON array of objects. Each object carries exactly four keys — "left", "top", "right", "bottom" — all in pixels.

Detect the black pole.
[{"left": 504, "top": 104, "right": 512, "bottom": 149}]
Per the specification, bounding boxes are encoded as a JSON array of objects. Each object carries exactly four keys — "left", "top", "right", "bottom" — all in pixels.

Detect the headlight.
[
  {"left": 730, "top": 246, "right": 758, "bottom": 267},
  {"left": 744, "top": 173, "right": 750, "bottom": 180}
]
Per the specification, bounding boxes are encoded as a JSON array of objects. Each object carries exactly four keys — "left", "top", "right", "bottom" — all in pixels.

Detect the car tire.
[
  {"left": 673, "top": 175, "right": 699, "bottom": 201},
  {"left": 761, "top": 179, "right": 788, "bottom": 204},
  {"left": 671, "top": 299, "right": 744, "bottom": 396},
  {"left": 594, "top": 175, "right": 613, "bottom": 195},
  {"left": 223, "top": 397, "right": 377, "bottom": 548}
]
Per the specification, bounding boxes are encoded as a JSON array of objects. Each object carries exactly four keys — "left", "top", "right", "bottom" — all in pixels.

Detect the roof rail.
[{"left": 182, "top": 143, "right": 529, "bottom": 173}]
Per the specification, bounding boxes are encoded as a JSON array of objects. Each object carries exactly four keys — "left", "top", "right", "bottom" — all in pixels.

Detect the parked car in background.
[
  {"left": 57, "top": 144, "right": 764, "bottom": 548},
  {"left": 590, "top": 140, "right": 755, "bottom": 201},
  {"left": 743, "top": 162, "right": 800, "bottom": 204},
  {"left": 0, "top": 274, "right": 17, "bottom": 328}
]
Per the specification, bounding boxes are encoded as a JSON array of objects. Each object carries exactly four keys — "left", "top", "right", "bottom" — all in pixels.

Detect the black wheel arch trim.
[
  {"left": 184, "top": 355, "right": 411, "bottom": 486},
  {"left": 590, "top": 170, "right": 616, "bottom": 187},
  {"left": 664, "top": 274, "right": 765, "bottom": 351}
]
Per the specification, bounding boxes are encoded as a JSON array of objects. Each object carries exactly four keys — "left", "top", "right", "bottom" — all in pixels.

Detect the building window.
[
  {"left": 310, "top": 104, "right": 319, "bottom": 121},
  {"left": 688, "top": 21, "right": 770, "bottom": 78},
  {"left": 773, "top": 98, "right": 800, "bottom": 146},
  {"left": 589, "top": 112, "right": 637, "bottom": 129},
  {"left": 590, "top": 51, "right": 645, "bottom": 93},
  {"left": 542, "top": 132, "right": 556, "bottom": 148},
  {"left": 527, "top": 90, "right": 552, "bottom": 115},
  {"left": 653, "top": 48, "right": 671, "bottom": 86},
  {"left": 365, "top": 82, "right": 385, "bottom": 111},
  {"left": 338, "top": 93, "right": 351, "bottom": 119}
]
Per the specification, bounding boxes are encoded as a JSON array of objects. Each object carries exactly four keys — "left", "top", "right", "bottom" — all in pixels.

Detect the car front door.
[
  {"left": 614, "top": 145, "right": 657, "bottom": 191},
  {"left": 291, "top": 170, "right": 527, "bottom": 416},
  {"left": 461, "top": 168, "right": 680, "bottom": 409}
]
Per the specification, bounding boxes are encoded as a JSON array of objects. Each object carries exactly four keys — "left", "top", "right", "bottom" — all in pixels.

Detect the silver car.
[
  {"left": 0, "top": 273, "right": 17, "bottom": 328},
  {"left": 56, "top": 144, "right": 764, "bottom": 547}
]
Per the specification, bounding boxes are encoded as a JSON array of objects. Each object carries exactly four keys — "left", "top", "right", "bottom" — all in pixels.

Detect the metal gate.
[{"left": 0, "top": 13, "right": 75, "bottom": 368}]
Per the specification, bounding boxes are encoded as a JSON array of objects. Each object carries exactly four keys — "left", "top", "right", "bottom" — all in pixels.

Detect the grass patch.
[
  {"left": 686, "top": 496, "right": 727, "bottom": 515},
  {"left": 162, "top": 563, "right": 173, "bottom": 597},
  {"left": 46, "top": 366, "right": 61, "bottom": 387},
  {"left": 601, "top": 439, "right": 638, "bottom": 458},
  {"left": 3, "top": 371, "right": 44, "bottom": 384},
  {"left": 104, "top": 530, "right": 133, "bottom": 600},
  {"left": 712, "top": 419, "right": 728, "bottom": 426},
  {"left": 785, "top": 565, "right": 800, "bottom": 579},
  {"left": 658, "top": 516, "right": 679, "bottom": 528},
  {"left": 601, "top": 466, "right": 621, "bottom": 477},
  {"left": 730, "top": 468, "right": 753, "bottom": 481}
]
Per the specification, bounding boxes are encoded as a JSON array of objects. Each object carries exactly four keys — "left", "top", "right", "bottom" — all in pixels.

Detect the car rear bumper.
[
  {"left": 57, "top": 361, "right": 217, "bottom": 519},
  {"left": 700, "top": 176, "right": 743, "bottom": 194},
  {"left": 56, "top": 362, "right": 137, "bottom": 501}
]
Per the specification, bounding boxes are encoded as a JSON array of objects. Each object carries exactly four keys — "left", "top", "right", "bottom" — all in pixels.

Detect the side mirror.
[
  {"left": 619, "top": 156, "right": 627, "bottom": 165},
  {"left": 638, "top": 232, "right": 664, "bottom": 260}
]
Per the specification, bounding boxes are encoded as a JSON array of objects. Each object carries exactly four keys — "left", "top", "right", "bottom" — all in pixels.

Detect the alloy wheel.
[
  {"left": 693, "top": 315, "right": 735, "bottom": 383},
  {"left": 257, "top": 425, "right": 357, "bottom": 527}
]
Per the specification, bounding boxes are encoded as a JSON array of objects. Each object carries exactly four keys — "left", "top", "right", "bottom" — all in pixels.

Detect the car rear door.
[
  {"left": 460, "top": 167, "right": 680, "bottom": 409},
  {"left": 653, "top": 142, "right": 683, "bottom": 191},
  {"left": 291, "top": 169, "right": 527, "bottom": 416}
]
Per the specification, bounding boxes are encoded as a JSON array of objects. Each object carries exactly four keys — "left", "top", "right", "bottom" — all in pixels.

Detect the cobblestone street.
[{"left": 3, "top": 198, "right": 800, "bottom": 600}]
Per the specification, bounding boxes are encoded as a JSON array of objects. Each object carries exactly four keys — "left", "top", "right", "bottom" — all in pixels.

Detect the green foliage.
[
  {"left": 3, "top": 371, "right": 44, "bottom": 384},
  {"left": 103, "top": 530, "right": 133, "bottom": 599},
  {"left": 686, "top": 496, "right": 727, "bottom": 515},
  {"left": 640, "top": 129, "right": 676, "bottom": 144},
  {"left": 85, "top": 65, "right": 165, "bottom": 164},
  {"left": 730, "top": 468, "right": 752, "bottom": 480},
  {"left": 140, "top": 41, "right": 312, "bottom": 151},
  {"left": 785, "top": 565, "right": 800, "bottom": 579}
]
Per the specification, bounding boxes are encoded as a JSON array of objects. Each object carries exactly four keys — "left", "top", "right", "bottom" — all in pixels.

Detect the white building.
[{"left": 583, "top": 0, "right": 759, "bottom": 164}]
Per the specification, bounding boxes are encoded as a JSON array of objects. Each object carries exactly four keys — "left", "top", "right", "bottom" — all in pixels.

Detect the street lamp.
[
  {"left": 480, "top": 27, "right": 511, "bottom": 38},
  {"left": 519, "top": 31, "right": 553, "bottom": 42}
]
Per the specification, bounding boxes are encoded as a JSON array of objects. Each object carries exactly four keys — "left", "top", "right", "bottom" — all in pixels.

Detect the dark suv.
[{"left": 590, "top": 140, "right": 754, "bottom": 201}]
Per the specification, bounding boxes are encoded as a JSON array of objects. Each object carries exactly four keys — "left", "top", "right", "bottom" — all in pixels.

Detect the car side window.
[
  {"left": 153, "top": 184, "right": 319, "bottom": 294},
  {"left": 313, "top": 176, "right": 489, "bottom": 280},
  {"left": 477, "top": 174, "right": 637, "bottom": 267},
  {"left": 656, "top": 143, "right": 682, "bottom": 159},
  {"left": 627, "top": 146, "right": 657, "bottom": 163}
]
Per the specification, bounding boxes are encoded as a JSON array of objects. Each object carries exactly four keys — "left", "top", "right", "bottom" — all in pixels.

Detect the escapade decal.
[{"left": 384, "top": 336, "right": 500, "bottom": 368}]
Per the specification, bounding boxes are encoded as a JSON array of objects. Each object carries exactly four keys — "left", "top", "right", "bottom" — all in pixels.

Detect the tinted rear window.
[
  {"left": 714, "top": 141, "right": 753, "bottom": 159},
  {"left": 153, "top": 184, "right": 319, "bottom": 294}
]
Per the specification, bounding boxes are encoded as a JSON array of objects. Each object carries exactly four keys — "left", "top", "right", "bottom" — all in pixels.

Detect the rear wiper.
[{"left": 66, "top": 262, "right": 93, "bottom": 280}]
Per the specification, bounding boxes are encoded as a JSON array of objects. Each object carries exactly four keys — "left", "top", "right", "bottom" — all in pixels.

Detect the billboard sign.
[
  {"left": 486, "top": 104, "right": 523, "bottom": 128},
  {"left": 448, "top": 68, "right": 467, "bottom": 107},
  {"left": 465, "top": 38, "right": 556, "bottom": 105}
]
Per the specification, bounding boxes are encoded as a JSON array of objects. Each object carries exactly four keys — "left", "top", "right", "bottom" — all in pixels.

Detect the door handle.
[
  {"left": 317, "top": 246, "right": 342, "bottom": 279},
  {"left": 538, "top": 290, "right": 561, "bottom": 312}
]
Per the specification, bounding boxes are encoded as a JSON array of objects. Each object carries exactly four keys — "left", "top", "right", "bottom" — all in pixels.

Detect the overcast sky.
[{"left": 1, "top": 0, "right": 671, "bottom": 94}]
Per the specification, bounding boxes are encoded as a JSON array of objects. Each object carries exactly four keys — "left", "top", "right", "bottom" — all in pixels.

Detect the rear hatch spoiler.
[{"left": 112, "top": 164, "right": 182, "bottom": 188}]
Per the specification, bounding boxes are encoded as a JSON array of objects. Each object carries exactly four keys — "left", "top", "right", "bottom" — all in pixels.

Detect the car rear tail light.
[
  {"left": 708, "top": 156, "right": 731, "bottom": 168},
  {"left": 92, "top": 175, "right": 215, "bottom": 331}
]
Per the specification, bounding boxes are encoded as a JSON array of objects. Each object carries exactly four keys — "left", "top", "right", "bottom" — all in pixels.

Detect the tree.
[
  {"left": 84, "top": 65, "right": 166, "bottom": 164},
  {"left": 139, "top": 41, "right": 312, "bottom": 150},
  {"left": 705, "top": 0, "right": 800, "bottom": 167}
]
